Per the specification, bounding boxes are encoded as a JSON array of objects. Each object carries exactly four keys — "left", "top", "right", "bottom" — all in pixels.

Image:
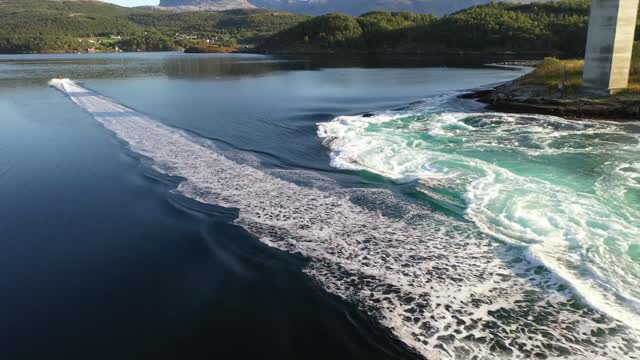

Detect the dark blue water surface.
[{"left": 0, "top": 52, "right": 529, "bottom": 359}]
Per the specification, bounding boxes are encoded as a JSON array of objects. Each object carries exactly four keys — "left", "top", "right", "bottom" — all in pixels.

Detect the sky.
[{"left": 104, "top": 0, "right": 159, "bottom": 6}]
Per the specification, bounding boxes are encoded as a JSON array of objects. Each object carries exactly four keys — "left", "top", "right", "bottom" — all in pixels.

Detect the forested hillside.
[
  {"left": 0, "top": 0, "right": 307, "bottom": 53},
  {"left": 2, "top": 0, "right": 639, "bottom": 55},
  {"left": 258, "top": 0, "right": 639, "bottom": 56}
]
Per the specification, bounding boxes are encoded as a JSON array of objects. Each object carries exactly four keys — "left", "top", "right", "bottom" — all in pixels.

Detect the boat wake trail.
[{"left": 51, "top": 79, "right": 639, "bottom": 359}]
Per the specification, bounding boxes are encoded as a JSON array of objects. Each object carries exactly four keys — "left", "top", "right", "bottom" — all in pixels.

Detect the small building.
[{"left": 87, "top": 47, "right": 96, "bottom": 54}]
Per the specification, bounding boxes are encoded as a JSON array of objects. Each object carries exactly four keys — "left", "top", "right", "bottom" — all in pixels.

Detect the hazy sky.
[{"left": 104, "top": 0, "right": 159, "bottom": 6}]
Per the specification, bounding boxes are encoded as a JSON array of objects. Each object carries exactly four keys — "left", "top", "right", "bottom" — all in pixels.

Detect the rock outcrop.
[{"left": 463, "top": 80, "right": 640, "bottom": 121}]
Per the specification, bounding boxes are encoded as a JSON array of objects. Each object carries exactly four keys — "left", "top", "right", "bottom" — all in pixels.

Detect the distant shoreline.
[
  {"left": 0, "top": 50, "right": 154, "bottom": 55},
  {"left": 250, "top": 48, "right": 561, "bottom": 58}
]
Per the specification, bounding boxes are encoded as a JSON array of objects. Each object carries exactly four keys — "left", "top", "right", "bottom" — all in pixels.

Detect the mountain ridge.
[
  {"left": 151, "top": 0, "right": 256, "bottom": 11},
  {"left": 155, "top": 0, "right": 558, "bottom": 16}
]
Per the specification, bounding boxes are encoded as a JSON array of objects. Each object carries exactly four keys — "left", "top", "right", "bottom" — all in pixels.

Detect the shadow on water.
[{"left": 127, "top": 159, "right": 426, "bottom": 360}]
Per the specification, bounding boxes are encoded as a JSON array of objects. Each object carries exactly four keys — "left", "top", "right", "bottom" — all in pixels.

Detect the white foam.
[
  {"left": 52, "top": 79, "right": 639, "bottom": 359},
  {"left": 319, "top": 103, "right": 640, "bottom": 330}
]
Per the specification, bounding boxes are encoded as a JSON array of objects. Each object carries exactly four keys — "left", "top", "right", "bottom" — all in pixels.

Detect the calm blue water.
[{"left": 2, "top": 52, "right": 639, "bottom": 359}]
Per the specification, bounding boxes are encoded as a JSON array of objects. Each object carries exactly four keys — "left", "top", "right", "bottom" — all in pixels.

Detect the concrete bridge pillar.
[{"left": 583, "top": 0, "right": 639, "bottom": 94}]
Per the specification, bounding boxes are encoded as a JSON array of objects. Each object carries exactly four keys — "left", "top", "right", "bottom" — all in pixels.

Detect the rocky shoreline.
[{"left": 463, "top": 79, "right": 640, "bottom": 121}]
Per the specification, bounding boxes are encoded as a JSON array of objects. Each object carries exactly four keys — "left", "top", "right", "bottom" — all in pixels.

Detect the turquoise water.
[{"left": 319, "top": 94, "right": 640, "bottom": 331}]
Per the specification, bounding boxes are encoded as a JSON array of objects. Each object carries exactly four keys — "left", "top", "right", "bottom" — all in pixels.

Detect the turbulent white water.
[
  {"left": 318, "top": 94, "right": 640, "bottom": 325},
  {"left": 51, "top": 79, "right": 639, "bottom": 359}
]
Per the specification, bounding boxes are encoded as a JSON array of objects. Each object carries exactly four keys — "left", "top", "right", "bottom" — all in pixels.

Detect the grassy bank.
[
  {"left": 467, "top": 42, "right": 640, "bottom": 120},
  {"left": 520, "top": 42, "right": 640, "bottom": 93}
]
